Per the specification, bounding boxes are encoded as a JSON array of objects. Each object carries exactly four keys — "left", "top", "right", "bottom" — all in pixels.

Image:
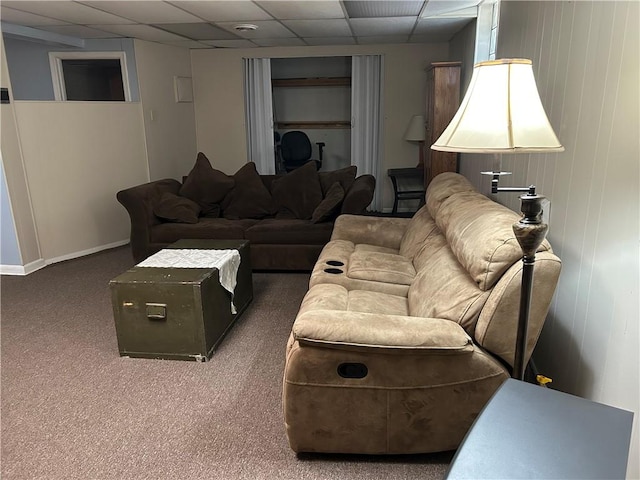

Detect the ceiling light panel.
[
  {"left": 1, "top": 1, "right": 135, "bottom": 25},
  {"left": 344, "top": 1, "right": 425, "bottom": 18},
  {"left": 93, "top": 24, "right": 188, "bottom": 42},
  {"left": 216, "top": 21, "right": 295, "bottom": 39},
  {"left": 256, "top": 1, "right": 345, "bottom": 20},
  {"left": 82, "top": 1, "right": 203, "bottom": 24},
  {"left": 173, "top": 1, "right": 273, "bottom": 22},
  {"left": 155, "top": 23, "right": 239, "bottom": 40},
  {"left": 36, "top": 24, "right": 119, "bottom": 38},
  {"left": 282, "top": 19, "right": 351, "bottom": 38},
  {"left": 349, "top": 17, "right": 416, "bottom": 36},
  {"left": 0, "top": 7, "right": 70, "bottom": 26}
]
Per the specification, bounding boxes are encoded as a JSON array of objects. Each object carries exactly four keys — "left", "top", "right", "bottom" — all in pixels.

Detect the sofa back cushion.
[
  {"left": 407, "top": 246, "right": 489, "bottom": 334},
  {"left": 435, "top": 191, "right": 551, "bottom": 291},
  {"left": 221, "top": 162, "right": 276, "bottom": 219},
  {"left": 179, "top": 152, "right": 235, "bottom": 217},
  {"left": 271, "top": 161, "right": 323, "bottom": 220},
  {"left": 318, "top": 165, "right": 357, "bottom": 196},
  {"left": 398, "top": 206, "right": 437, "bottom": 259},
  {"left": 425, "top": 172, "right": 477, "bottom": 219}
]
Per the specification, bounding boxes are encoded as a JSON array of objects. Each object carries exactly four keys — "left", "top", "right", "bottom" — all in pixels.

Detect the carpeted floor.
[{"left": 1, "top": 246, "right": 453, "bottom": 480}]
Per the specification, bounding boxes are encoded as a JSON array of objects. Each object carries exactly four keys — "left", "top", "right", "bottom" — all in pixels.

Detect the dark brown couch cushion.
[
  {"left": 151, "top": 218, "right": 259, "bottom": 244},
  {"left": 244, "top": 219, "right": 333, "bottom": 245},
  {"left": 221, "top": 162, "right": 275, "bottom": 219},
  {"left": 179, "top": 152, "right": 234, "bottom": 217},
  {"left": 318, "top": 165, "right": 357, "bottom": 196},
  {"left": 153, "top": 192, "right": 201, "bottom": 224},
  {"left": 271, "top": 161, "right": 323, "bottom": 220},
  {"left": 311, "top": 182, "right": 344, "bottom": 223}
]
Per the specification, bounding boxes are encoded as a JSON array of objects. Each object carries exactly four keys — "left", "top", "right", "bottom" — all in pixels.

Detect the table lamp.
[
  {"left": 404, "top": 114, "right": 426, "bottom": 167},
  {"left": 431, "top": 58, "right": 564, "bottom": 380}
]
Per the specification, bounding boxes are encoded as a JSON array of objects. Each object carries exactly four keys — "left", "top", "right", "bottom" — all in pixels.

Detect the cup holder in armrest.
[
  {"left": 326, "top": 260, "right": 345, "bottom": 267},
  {"left": 324, "top": 268, "right": 343, "bottom": 274}
]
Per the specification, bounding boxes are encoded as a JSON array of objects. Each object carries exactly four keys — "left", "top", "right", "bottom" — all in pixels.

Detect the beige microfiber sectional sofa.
[{"left": 283, "top": 172, "right": 562, "bottom": 455}]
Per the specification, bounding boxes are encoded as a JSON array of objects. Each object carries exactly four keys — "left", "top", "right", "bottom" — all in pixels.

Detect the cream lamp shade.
[
  {"left": 431, "top": 59, "right": 564, "bottom": 153},
  {"left": 404, "top": 114, "right": 426, "bottom": 142}
]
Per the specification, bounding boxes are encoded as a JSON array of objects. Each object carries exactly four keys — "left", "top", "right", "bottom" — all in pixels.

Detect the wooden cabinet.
[{"left": 424, "top": 62, "right": 461, "bottom": 186}]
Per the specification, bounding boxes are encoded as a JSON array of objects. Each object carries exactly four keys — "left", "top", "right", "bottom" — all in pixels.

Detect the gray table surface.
[{"left": 445, "top": 378, "right": 634, "bottom": 479}]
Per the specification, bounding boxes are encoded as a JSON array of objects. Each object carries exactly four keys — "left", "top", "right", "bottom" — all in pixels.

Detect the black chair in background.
[{"left": 278, "top": 131, "right": 324, "bottom": 172}]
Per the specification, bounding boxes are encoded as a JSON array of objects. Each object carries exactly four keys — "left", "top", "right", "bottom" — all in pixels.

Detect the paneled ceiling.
[{"left": 0, "top": 1, "right": 481, "bottom": 49}]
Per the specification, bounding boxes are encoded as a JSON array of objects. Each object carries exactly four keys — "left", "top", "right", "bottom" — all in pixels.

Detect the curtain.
[
  {"left": 351, "top": 55, "right": 384, "bottom": 211},
  {"left": 243, "top": 58, "right": 275, "bottom": 175}
]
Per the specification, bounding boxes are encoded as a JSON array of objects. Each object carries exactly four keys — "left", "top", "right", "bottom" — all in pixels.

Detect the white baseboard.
[
  {"left": 0, "top": 258, "right": 46, "bottom": 276},
  {"left": 46, "top": 239, "right": 129, "bottom": 265},
  {"left": 0, "top": 239, "right": 129, "bottom": 276}
]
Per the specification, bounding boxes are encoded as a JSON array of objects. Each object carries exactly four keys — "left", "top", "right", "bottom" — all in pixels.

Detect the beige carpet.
[{"left": 1, "top": 246, "right": 453, "bottom": 480}]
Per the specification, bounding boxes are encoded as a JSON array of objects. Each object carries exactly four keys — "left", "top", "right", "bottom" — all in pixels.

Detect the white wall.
[
  {"left": 190, "top": 43, "right": 449, "bottom": 210},
  {"left": 0, "top": 34, "right": 42, "bottom": 272},
  {"left": 13, "top": 102, "right": 149, "bottom": 262},
  {"left": 459, "top": 2, "right": 639, "bottom": 476},
  {"left": 134, "top": 39, "right": 197, "bottom": 181}
]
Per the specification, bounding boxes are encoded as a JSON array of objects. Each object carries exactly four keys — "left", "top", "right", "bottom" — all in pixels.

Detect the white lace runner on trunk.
[{"left": 136, "top": 249, "right": 241, "bottom": 313}]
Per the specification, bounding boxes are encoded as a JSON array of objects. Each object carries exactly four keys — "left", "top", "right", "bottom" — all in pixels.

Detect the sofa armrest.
[
  {"left": 331, "top": 214, "right": 410, "bottom": 250},
  {"left": 293, "top": 310, "right": 472, "bottom": 354},
  {"left": 116, "top": 179, "right": 181, "bottom": 262},
  {"left": 341, "top": 174, "right": 375, "bottom": 214}
]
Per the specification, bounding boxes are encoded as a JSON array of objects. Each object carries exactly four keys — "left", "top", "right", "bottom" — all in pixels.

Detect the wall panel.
[{"left": 14, "top": 101, "right": 149, "bottom": 261}]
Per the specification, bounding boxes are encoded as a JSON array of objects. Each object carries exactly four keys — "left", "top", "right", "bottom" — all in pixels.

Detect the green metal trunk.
[{"left": 110, "top": 240, "right": 252, "bottom": 361}]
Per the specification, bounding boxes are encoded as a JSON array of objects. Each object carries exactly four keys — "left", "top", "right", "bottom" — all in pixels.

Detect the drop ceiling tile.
[
  {"left": 82, "top": 1, "right": 203, "bottom": 24},
  {"left": 282, "top": 19, "right": 351, "bottom": 37},
  {"left": 414, "top": 17, "right": 474, "bottom": 36},
  {"left": 256, "top": 1, "right": 344, "bottom": 20},
  {"left": 36, "top": 24, "right": 120, "bottom": 39},
  {"left": 349, "top": 17, "right": 416, "bottom": 36},
  {"left": 344, "top": 1, "right": 424, "bottom": 18},
  {"left": 0, "top": 6, "right": 71, "bottom": 26},
  {"left": 162, "top": 40, "right": 213, "bottom": 49},
  {"left": 201, "top": 39, "right": 257, "bottom": 48},
  {"left": 303, "top": 37, "right": 356, "bottom": 46},
  {"left": 93, "top": 24, "right": 188, "bottom": 42},
  {"left": 421, "top": 1, "right": 481, "bottom": 18},
  {"left": 173, "top": 1, "right": 273, "bottom": 22},
  {"left": 216, "top": 20, "right": 295, "bottom": 39},
  {"left": 357, "top": 35, "right": 409, "bottom": 45},
  {"left": 1, "top": 1, "right": 136, "bottom": 25},
  {"left": 155, "top": 23, "right": 239, "bottom": 40},
  {"left": 252, "top": 38, "right": 307, "bottom": 47}
]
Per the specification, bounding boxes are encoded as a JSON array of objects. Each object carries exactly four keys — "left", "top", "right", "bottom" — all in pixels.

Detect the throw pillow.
[
  {"left": 311, "top": 182, "right": 344, "bottom": 223},
  {"left": 221, "top": 162, "right": 275, "bottom": 219},
  {"left": 318, "top": 165, "right": 357, "bottom": 196},
  {"left": 179, "top": 152, "right": 235, "bottom": 217},
  {"left": 271, "top": 160, "right": 323, "bottom": 220},
  {"left": 153, "top": 192, "right": 201, "bottom": 224}
]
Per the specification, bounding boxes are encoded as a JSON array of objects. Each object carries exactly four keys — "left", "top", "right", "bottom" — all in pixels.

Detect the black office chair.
[{"left": 279, "top": 131, "right": 324, "bottom": 172}]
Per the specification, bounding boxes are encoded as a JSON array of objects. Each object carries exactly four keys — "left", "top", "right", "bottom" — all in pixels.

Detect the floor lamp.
[{"left": 431, "top": 59, "right": 564, "bottom": 380}]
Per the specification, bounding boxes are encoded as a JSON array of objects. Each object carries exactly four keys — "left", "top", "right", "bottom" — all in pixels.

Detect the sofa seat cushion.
[
  {"left": 244, "top": 219, "right": 333, "bottom": 245},
  {"left": 299, "top": 284, "right": 409, "bottom": 317},
  {"left": 150, "top": 218, "right": 258, "bottom": 244},
  {"left": 354, "top": 244, "right": 399, "bottom": 255},
  {"left": 348, "top": 251, "right": 416, "bottom": 286}
]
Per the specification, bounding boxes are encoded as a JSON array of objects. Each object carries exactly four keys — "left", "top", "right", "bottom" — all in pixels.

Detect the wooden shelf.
[
  {"left": 276, "top": 121, "right": 351, "bottom": 130},
  {"left": 272, "top": 77, "right": 351, "bottom": 87}
]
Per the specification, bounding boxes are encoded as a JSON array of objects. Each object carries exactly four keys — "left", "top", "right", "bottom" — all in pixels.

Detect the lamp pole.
[{"left": 511, "top": 188, "right": 548, "bottom": 380}]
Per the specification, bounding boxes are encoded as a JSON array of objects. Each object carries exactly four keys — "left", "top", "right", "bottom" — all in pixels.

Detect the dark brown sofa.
[{"left": 117, "top": 156, "right": 375, "bottom": 270}]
